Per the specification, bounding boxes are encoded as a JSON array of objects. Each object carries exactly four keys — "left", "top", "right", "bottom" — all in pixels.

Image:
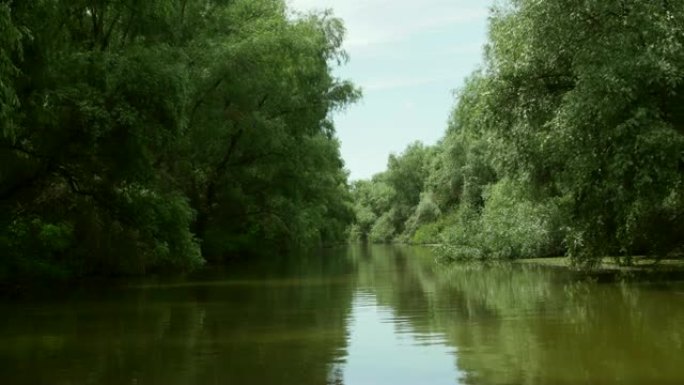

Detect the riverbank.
[{"left": 517, "top": 256, "right": 684, "bottom": 282}]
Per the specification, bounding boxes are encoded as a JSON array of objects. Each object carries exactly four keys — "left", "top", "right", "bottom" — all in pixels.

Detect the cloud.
[
  {"left": 287, "top": 0, "right": 490, "bottom": 180},
  {"left": 444, "top": 41, "right": 485, "bottom": 55},
  {"left": 288, "top": 0, "right": 489, "bottom": 51},
  {"left": 403, "top": 100, "right": 416, "bottom": 110},
  {"left": 363, "top": 74, "right": 459, "bottom": 91}
]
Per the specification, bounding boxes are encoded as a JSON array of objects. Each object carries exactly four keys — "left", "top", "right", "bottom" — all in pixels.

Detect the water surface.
[{"left": 1, "top": 245, "right": 683, "bottom": 384}]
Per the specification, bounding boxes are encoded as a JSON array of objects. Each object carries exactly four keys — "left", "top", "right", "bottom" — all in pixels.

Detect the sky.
[{"left": 287, "top": 0, "right": 493, "bottom": 180}]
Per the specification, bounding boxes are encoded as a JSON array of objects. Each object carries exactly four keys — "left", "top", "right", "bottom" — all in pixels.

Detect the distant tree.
[{"left": 349, "top": 0, "right": 684, "bottom": 266}]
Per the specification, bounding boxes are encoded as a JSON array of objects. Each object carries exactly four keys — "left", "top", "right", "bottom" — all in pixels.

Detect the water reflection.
[
  {"left": 0, "top": 253, "right": 355, "bottom": 385},
  {"left": 342, "top": 291, "right": 460, "bottom": 385},
  {"left": 1, "top": 245, "right": 683, "bottom": 384},
  {"left": 344, "top": 245, "right": 684, "bottom": 385}
]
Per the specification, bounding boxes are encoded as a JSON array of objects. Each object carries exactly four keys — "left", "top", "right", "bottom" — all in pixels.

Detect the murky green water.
[{"left": 1, "top": 245, "right": 684, "bottom": 384}]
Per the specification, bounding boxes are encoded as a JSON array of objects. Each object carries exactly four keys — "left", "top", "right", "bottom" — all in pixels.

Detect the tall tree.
[{"left": 0, "top": 0, "right": 358, "bottom": 280}]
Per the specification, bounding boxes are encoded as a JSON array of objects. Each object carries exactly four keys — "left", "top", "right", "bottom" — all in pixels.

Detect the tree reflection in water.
[{"left": 0, "top": 245, "right": 683, "bottom": 385}]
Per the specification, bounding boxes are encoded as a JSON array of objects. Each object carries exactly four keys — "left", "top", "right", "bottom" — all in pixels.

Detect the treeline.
[
  {"left": 350, "top": 0, "right": 684, "bottom": 266},
  {"left": 0, "top": 0, "right": 358, "bottom": 280}
]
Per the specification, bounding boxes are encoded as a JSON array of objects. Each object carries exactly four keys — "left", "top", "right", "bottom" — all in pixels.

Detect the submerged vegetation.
[
  {"left": 349, "top": 0, "right": 684, "bottom": 267},
  {"left": 0, "top": 0, "right": 358, "bottom": 280}
]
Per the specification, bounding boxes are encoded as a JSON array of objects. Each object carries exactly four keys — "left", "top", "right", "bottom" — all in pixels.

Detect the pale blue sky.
[{"left": 288, "top": 0, "right": 493, "bottom": 180}]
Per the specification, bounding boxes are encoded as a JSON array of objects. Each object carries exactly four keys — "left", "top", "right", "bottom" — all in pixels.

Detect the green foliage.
[
  {"left": 386, "top": 142, "right": 430, "bottom": 208},
  {"left": 476, "top": 178, "right": 564, "bottom": 259},
  {"left": 401, "top": 191, "right": 441, "bottom": 242},
  {"left": 369, "top": 210, "right": 397, "bottom": 244},
  {"left": 411, "top": 208, "right": 458, "bottom": 245},
  {"left": 350, "top": 0, "right": 684, "bottom": 267},
  {"left": 348, "top": 143, "right": 436, "bottom": 243},
  {"left": 479, "top": 0, "right": 684, "bottom": 263},
  {"left": 0, "top": 0, "right": 358, "bottom": 281},
  {"left": 0, "top": 3, "right": 22, "bottom": 138},
  {"left": 0, "top": 217, "right": 74, "bottom": 281},
  {"left": 120, "top": 189, "right": 203, "bottom": 271}
]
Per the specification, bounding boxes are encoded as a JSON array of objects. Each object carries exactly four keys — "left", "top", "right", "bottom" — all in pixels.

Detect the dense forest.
[
  {"left": 0, "top": 0, "right": 359, "bottom": 280},
  {"left": 349, "top": 0, "right": 684, "bottom": 267},
  {"left": 2, "top": 0, "right": 683, "bottom": 283}
]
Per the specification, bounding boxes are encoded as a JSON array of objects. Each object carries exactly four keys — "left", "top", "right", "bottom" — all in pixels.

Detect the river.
[{"left": 1, "top": 245, "right": 683, "bottom": 384}]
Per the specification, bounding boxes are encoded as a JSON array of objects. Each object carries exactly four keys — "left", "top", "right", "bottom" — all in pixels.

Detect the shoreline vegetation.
[
  {"left": 348, "top": 1, "right": 683, "bottom": 269},
  {"left": 517, "top": 257, "right": 684, "bottom": 271},
  {"left": 1, "top": 0, "right": 683, "bottom": 285},
  {"left": 517, "top": 256, "right": 684, "bottom": 283},
  {"left": 1, "top": 1, "right": 359, "bottom": 283},
  {"left": 426, "top": 243, "right": 684, "bottom": 277}
]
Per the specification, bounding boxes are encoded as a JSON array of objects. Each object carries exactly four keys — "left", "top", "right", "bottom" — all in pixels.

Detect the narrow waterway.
[{"left": 1, "top": 245, "right": 683, "bottom": 384}]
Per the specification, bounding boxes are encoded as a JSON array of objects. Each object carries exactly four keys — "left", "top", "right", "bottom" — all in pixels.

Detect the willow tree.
[
  {"left": 348, "top": 0, "right": 683, "bottom": 265},
  {"left": 178, "top": 3, "right": 359, "bottom": 258},
  {"left": 0, "top": 0, "right": 358, "bottom": 280},
  {"left": 479, "top": 0, "right": 684, "bottom": 264}
]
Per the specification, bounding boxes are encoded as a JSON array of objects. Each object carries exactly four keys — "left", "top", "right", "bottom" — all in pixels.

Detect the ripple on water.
[{"left": 337, "top": 290, "right": 463, "bottom": 385}]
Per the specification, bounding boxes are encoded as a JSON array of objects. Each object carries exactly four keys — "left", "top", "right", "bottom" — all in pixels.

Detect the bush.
[
  {"left": 478, "top": 178, "right": 564, "bottom": 259},
  {"left": 437, "top": 179, "right": 566, "bottom": 261},
  {"left": 369, "top": 210, "right": 397, "bottom": 243}
]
